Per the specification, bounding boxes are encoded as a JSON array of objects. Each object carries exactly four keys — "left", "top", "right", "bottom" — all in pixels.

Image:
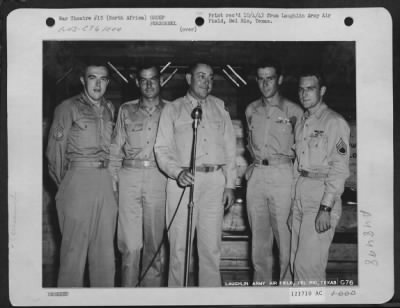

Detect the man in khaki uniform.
[
  {"left": 109, "top": 65, "right": 168, "bottom": 287},
  {"left": 46, "top": 62, "right": 117, "bottom": 287},
  {"left": 289, "top": 70, "right": 350, "bottom": 286},
  {"left": 154, "top": 62, "right": 236, "bottom": 287},
  {"left": 245, "top": 59, "right": 303, "bottom": 285}
]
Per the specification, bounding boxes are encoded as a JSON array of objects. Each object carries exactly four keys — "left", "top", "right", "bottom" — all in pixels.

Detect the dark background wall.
[{"left": 43, "top": 41, "right": 356, "bottom": 124}]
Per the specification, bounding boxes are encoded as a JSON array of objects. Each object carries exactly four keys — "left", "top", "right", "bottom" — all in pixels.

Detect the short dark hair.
[
  {"left": 79, "top": 60, "right": 109, "bottom": 77},
  {"left": 187, "top": 61, "right": 213, "bottom": 75},
  {"left": 298, "top": 68, "right": 326, "bottom": 88},
  {"left": 256, "top": 58, "right": 282, "bottom": 76},
  {"left": 137, "top": 64, "right": 160, "bottom": 78}
]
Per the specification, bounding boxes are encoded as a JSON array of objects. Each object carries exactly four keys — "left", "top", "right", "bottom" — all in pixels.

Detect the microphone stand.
[{"left": 183, "top": 105, "right": 202, "bottom": 287}]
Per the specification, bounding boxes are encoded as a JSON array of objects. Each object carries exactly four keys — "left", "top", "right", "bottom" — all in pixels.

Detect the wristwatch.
[{"left": 319, "top": 204, "right": 332, "bottom": 213}]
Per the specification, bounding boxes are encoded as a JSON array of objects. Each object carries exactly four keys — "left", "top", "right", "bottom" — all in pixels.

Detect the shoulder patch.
[
  {"left": 336, "top": 137, "right": 347, "bottom": 155},
  {"left": 53, "top": 124, "right": 64, "bottom": 141}
]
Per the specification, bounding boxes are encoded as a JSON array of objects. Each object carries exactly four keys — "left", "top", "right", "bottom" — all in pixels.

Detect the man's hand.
[
  {"left": 222, "top": 188, "right": 235, "bottom": 210},
  {"left": 315, "top": 210, "right": 331, "bottom": 233},
  {"left": 177, "top": 169, "right": 194, "bottom": 187}
]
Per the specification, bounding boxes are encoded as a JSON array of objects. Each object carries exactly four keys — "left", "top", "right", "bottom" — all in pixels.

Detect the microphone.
[{"left": 191, "top": 105, "right": 202, "bottom": 129}]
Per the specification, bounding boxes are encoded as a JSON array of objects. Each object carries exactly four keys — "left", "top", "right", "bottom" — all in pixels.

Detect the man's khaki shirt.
[
  {"left": 109, "top": 98, "right": 167, "bottom": 177},
  {"left": 154, "top": 93, "right": 237, "bottom": 188},
  {"left": 245, "top": 98, "right": 303, "bottom": 161},
  {"left": 294, "top": 102, "right": 350, "bottom": 207},
  {"left": 46, "top": 93, "right": 115, "bottom": 186}
]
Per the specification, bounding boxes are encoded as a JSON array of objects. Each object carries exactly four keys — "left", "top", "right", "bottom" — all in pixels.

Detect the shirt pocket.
[
  {"left": 125, "top": 119, "right": 144, "bottom": 148},
  {"left": 248, "top": 114, "right": 265, "bottom": 150},
  {"left": 72, "top": 117, "right": 98, "bottom": 149},
  {"left": 207, "top": 120, "right": 224, "bottom": 149},
  {"left": 271, "top": 121, "right": 294, "bottom": 153},
  {"left": 308, "top": 134, "right": 328, "bottom": 166}
]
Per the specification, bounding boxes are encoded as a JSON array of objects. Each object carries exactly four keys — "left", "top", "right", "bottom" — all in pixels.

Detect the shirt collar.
[
  {"left": 257, "top": 97, "right": 285, "bottom": 112},
  {"left": 304, "top": 102, "right": 327, "bottom": 120},
  {"left": 79, "top": 92, "right": 106, "bottom": 108},
  {"left": 138, "top": 97, "right": 163, "bottom": 111},
  {"left": 186, "top": 92, "right": 207, "bottom": 108}
]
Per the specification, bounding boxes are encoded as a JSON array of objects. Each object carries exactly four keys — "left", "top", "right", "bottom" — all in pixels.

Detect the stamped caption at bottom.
[{"left": 289, "top": 280, "right": 357, "bottom": 303}]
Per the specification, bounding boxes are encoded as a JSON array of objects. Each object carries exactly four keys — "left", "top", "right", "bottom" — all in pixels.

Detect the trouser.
[
  {"left": 117, "top": 167, "right": 167, "bottom": 287},
  {"left": 55, "top": 167, "right": 117, "bottom": 287},
  {"left": 166, "top": 170, "right": 225, "bottom": 287},
  {"left": 290, "top": 176, "right": 342, "bottom": 286},
  {"left": 246, "top": 164, "right": 293, "bottom": 285}
]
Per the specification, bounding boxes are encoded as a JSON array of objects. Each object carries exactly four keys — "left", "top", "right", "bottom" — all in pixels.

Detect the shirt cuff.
[
  {"left": 173, "top": 167, "right": 185, "bottom": 180},
  {"left": 321, "top": 192, "right": 335, "bottom": 208}
]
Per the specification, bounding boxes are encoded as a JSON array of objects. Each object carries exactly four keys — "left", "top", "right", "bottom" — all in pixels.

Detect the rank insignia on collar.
[
  {"left": 336, "top": 137, "right": 347, "bottom": 155},
  {"left": 53, "top": 124, "right": 64, "bottom": 141}
]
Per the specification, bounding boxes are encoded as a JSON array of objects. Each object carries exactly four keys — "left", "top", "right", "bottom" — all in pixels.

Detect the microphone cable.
[{"left": 135, "top": 186, "right": 187, "bottom": 287}]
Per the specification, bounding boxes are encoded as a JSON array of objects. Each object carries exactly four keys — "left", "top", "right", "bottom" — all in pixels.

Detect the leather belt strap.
[
  {"left": 300, "top": 170, "right": 328, "bottom": 179},
  {"left": 182, "top": 165, "right": 222, "bottom": 173},
  {"left": 253, "top": 157, "right": 291, "bottom": 166},
  {"left": 195, "top": 165, "right": 222, "bottom": 173},
  {"left": 123, "top": 159, "right": 157, "bottom": 168},
  {"left": 69, "top": 160, "right": 109, "bottom": 169}
]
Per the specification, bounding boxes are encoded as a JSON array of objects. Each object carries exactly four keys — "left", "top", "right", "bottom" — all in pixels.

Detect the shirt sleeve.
[
  {"left": 222, "top": 107, "right": 237, "bottom": 189},
  {"left": 321, "top": 117, "right": 351, "bottom": 207},
  {"left": 291, "top": 150, "right": 301, "bottom": 199},
  {"left": 154, "top": 104, "right": 183, "bottom": 179},
  {"left": 244, "top": 105, "right": 256, "bottom": 160},
  {"left": 108, "top": 106, "right": 126, "bottom": 181},
  {"left": 46, "top": 101, "right": 73, "bottom": 187}
]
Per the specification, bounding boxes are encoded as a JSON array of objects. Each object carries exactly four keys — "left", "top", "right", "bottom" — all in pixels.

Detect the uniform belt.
[
  {"left": 195, "top": 165, "right": 222, "bottom": 173},
  {"left": 253, "top": 157, "right": 291, "bottom": 166},
  {"left": 123, "top": 159, "right": 157, "bottom": 168},
  {"left": 68, "top": 160, "right": 109, "bottom": 169},
  {"left": 300, "top": 170, "right": 328, "bottom": 179},
  {"left": 182, "top": 165, "right": 222, "bottom": 173}
]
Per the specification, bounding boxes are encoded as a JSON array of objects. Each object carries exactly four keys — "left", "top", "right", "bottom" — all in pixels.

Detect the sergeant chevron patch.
[{"left": 336, "top": 137, "right": 347, "bottom": 155}]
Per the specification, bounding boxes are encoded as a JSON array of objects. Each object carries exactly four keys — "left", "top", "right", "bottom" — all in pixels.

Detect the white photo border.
[{"left": 7, "top": 7, "right": 393, "bottom": 305}]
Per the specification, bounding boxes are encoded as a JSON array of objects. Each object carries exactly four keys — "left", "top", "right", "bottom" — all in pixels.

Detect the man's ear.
[
  {"left": 185, "top": 73, "right": 192, "bottom": 86},
  {"left": 278, "top": 75, "right": 283, "bottom": 86},
  {"left": 135, "top": 78, "right": 139, "bottom": 88},
  {"left": 80, "top": 76, "right": 85, "bottom": 87},
  {"left": 320, "top": 85, "right": 327, "bottom": 97}
]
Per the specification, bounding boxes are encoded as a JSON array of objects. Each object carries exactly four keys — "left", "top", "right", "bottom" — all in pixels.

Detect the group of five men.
[{"left": 46, "top": 59, "right": 350, "bottom": 288}]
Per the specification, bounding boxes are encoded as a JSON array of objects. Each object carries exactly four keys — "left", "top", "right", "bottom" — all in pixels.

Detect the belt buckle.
[
  {"left": 99, "top": 161, "right": 105, "bottom": 168},
  {"left": 143, "top": 161, "right": 150, "bottom": 167}
]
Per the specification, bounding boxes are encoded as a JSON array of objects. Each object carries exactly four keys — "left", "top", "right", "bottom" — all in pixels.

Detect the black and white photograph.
[
  {"left": 42, "top": 40, "right": 357, "bottom": 289},
  {"left": 7, "top": 7, "right": 393, "bottom": 306}
]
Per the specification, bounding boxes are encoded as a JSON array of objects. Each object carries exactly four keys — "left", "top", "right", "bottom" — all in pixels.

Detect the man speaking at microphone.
[{"left": 154, "top": 62, "right": 237, "bottom": 287}]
